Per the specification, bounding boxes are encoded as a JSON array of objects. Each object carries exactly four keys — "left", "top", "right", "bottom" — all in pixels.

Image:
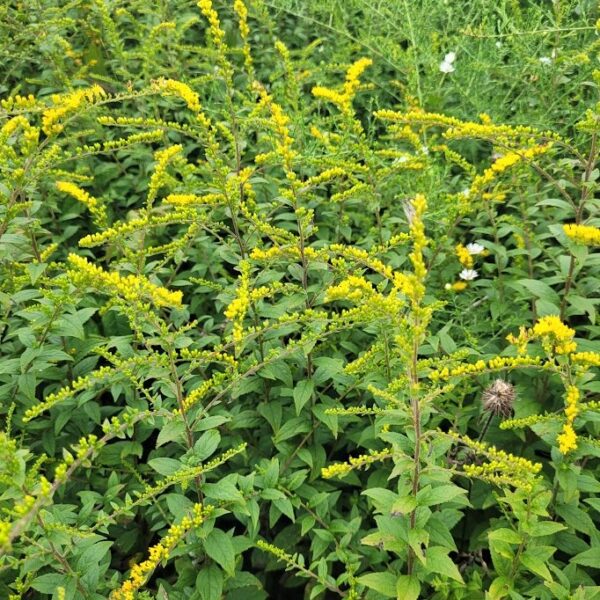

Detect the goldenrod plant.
[{"left": 1, "top": 0, "right": 600, "bottom": 599}]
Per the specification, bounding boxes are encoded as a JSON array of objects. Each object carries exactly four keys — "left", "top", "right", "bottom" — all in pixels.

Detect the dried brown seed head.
[{"left": 482, "top": 379, "right": 515, "bottom": 418}]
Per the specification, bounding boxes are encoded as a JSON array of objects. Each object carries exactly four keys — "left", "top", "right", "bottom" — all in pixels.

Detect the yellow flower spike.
[
  {"left": 224, "top": 261, "right": 252, "bottom": 345},
  {"left": 532, "top": 315, "right": 577, "bottom": 355},
  {"left": 197, "top": 0, "right": 226, "bottom": 46},
  {"left": 312, "top": 57, "right": 372, "bottom": 115},
  {"left": 147, "top": 145, "right": 182, "bottom": 206},
  {"left": 571, "top": 352, "right": 600, "bottom": 367},
  {"left": 557, "top": 423, "right": 578, "bottom": 454},
  {"left": 321, "top": 448, "right": 392, "bottom": 479},
  {"left": 56, "top": 181, "right": 106, "bottom": 226},
  {"left": 324, "top": 275, "right": 375, "bottom": 303},
  {"left": 563, "top": 223, "right": 600, "bottom": 246},
  {"left": 154, "top": 79, "right": 202, "bottom": 113},
  {"left": 233, "top": 0, "right": 254, "bottom": 78},
  {"left": 67, "top": 254, "right": 182, "bottom": 308},
  {"left": 111, "top": 504, "right": 212, "bottom": 600},
  {"left": 42, "top": 85, "right": 107, "bottom": 135}
]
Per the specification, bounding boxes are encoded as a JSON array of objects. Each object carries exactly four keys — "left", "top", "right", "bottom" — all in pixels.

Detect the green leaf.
[
  {"left": 526, "top": 521, "right": 566, "bottom": 538},
  {"left": 273, "top": 497, "right": 295, "bottom": 521},
  {"left": 30, "top": 573, "right": 68, "bottom": 593},
  {"left": 156, "top": 419, "right": 186, "bottom": 447},
  {"left": 202, "top": 480, "right": 244, "bottom": 503},
  {"left": 204, "top": 529, "right": 236, "bottom": 576},
  {"left": 520, "top": 550, "right": 553, "bottom": 581},
  {"left": 194, "top": 429, "right": 221, "bottom": 461},
  {"left": 416, "top": 484, "right": 468, "bottom": 507},
  {"left": 193, "top": 415, "right": 230, "bottom": 432},
  {"left": 356, "top": 572, "right": 397, "bottom": 597},
  {"left": 425, "top": 546, "right": 463, "bottom": 583},
  {"left": 514, "top": 278, "right": 560, "bottom": 306},
  {"left": 489, "top": 528, "right": 522, "bottom": 545},
  {"left": 396, "top": 575, "right": 420, "bottom": 600},
  {"left": 362, "top": 488, "right": 397, "bottom": 513},
  {"left": 197, "top": 565, "right": 224, "bottom": 600},
  {"left": 148, "top": 457, "right": 182, "bottom": 476},
  {"left": 391, "top": 495, "right": 418, "bottom": 515},
  {"left": 76, "top": 540, "right": 112, "bottom": 572},
  {"left": 293, "top": 379, "right": 314, "bottom": 415},
  {"left": 488, "top": 576, "right": 511, "bottom": 600},
  {"left": 571, "top": 547, "right": 600, "bottom": 568}
]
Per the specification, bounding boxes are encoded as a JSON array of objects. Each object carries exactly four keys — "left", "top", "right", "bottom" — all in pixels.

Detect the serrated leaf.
[
  {"left": 356, "top": 572, "right": 396, "bottom": 597},
  {"left": 156, "top": 419, "right": 186, "bottom": 447},
  {"left": 76, "top": 541, "right": 112, "bottom": 572},
  {"left": 489, "top": 528, "right": 522, "bottom": 545},
  {"left": 148, "top": 457, "right": 182, "bottom": 476},
  {"left": 417, "top": 484, "right": 468, "bottom": 507},
  {"left": 194, "top": 429, "right": 221, "bottom": 461},
  {"left": 571, "top": 547, "right": 600, "bottom": 568},
  {"left": 520, "top": 550, "right": 553, "bottom": 581},
  {"left": 526, "top": 521, "right": 566, "bottom": 537},
  {"left": 293, "top": 379, "right": 314, "bottom": 415},
  {"left": 204, "top": 529, "right": 236, "bottom": 576},
  {"left": 425, "top": 546, "right": 463, "bottom": 583},
  {"left": 197, "top": 565, "right": 224, "bottom": 600},
  {"left": 362, "top": 488, "right": 397, "bottom": 513},
  {"left": 396, "top": 574, "right": 420, "bottom": 600}
]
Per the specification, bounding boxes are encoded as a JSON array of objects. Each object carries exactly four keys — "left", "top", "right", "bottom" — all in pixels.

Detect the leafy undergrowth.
[{"left": 1, "top": 1, "right": 600, "bottom": 599}]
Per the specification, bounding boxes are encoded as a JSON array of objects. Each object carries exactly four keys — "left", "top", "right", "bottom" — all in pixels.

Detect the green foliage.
[{"left": 1, "top": 1, "right": 600, "bottom": 599}]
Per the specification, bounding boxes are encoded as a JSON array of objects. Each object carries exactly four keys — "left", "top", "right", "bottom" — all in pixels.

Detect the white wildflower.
[
  {"left": 459, "top": 269, "right": 478, "bottom": 281},
  {"left": 466, "top": 243, "right": 485, "bottom": 255},
  {"left": 539, "top": 56, "right": 552, "bottom": 66},
  {"left": 439, "top": 51, "right": 456, "bottom": 73}
]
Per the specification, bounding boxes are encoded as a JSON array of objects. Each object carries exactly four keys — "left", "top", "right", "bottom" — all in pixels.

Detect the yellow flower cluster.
[
  {"left": 130, "top": 444, "right": 247, "bottom": 510},
  {"left": 164, "top": 193, "right": 225, "bottom": 206},
  {"left": 450, "top": 432, "right": 542, "bottom": 491},
  {"left": 563, "top": 223, "right": 600, "bottom": 246},
  {"left": 77, "top": 210, "right": 190, "bottom": 248},
  {"left": 532, "top": 315, "right": 577, "bottom": 355},
  {"left": 181, "top": 371, "right": 229, "bottom": 413},
  {"left": 1, "top": 93, "right": 37, "bottom": 111},
  {"left": 499, "top": 413, "right": 559, "bottom": 430},
  {"left": 507, "top": 315, "right": 577, "bottom": 356},
  {"left": 446, "top": 281, "right": 468, "bottom": 292},
  {"left": 153, "top": 79, "right": 201, "bottom": 113},
  {"left": 23, "top": 365, "right": 115, "bottom": 422},
  {"left": 224, "top": 261, "right": 252, "bottom": 344},
  {"left": 147, "top": 145, "right": 182, "bottom": 205},
  {"left": 406, "top": 194, "right": 428, "bottom": 295},
  {"left": 324, "top": 275, "right": 375, "bottom": 303},
  {"left": 233, "top": 0, "right": 253, "bottom": 77},
  {"left": 56, "top": 181, "right": 106, "bottom": 225},
  {"left": 571, "top": 351, "right": 600, "bottom": 367},
  {"left": 557, "top": 385, "right": 580, "bottom": 454},
  {"left": 42, "top": 85, "right": 107, "bottom": 135},
  {"left": 197, "top": 0, "right": 226, "bottom": 46},
  {"left": 67, "top": 254, "right": 183, "bottom": 308},
  {"left": 429, "top": 355, "right": 543, "bottom": 382},
  {"left": 1, "top": 115, "right": 40, "bottom": 158},
  {"left": 321, "top": 448, "right": 392, "bottom": 479},
  {"left": 312, "top": 57, "right": 372, "bottom": 115},
  {"left": 111, "top": 504, "right": 212, "bottom": 600},
  {"left": 305, "top": 167, "right": 347, "bottom": 187},
  {"left": 375, "top": 108, "right": 559, "bottom": 146},
  {"left": 470, "top": 144, "right": 552, "bottom": 196},
  {"left": 254, "top": 85, "right": 297, "bottom": 177},
  {"left": 455, "top": 243, "right": 473, "bottom": 268}
]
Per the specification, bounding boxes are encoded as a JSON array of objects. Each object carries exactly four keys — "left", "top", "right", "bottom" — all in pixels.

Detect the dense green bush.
[{"left": 1, "top": 1, "right": 600, "bottom": 599}]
